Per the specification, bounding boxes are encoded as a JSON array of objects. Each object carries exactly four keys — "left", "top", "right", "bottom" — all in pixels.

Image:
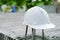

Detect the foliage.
[
  {"left": 42, "top": 0, "right": 53, "bottom": 5},
  {"left": 25, "top": 0, "right": 53, "bottom": 10},
  {"left": 57, "top": 0, "right": 60, "bottom": 5},
  {"left": 0, "top": 0, "right": 53, "bottom": 6},
  {"left": 0, "top": 0, "right": 53, "bottom": 10}
]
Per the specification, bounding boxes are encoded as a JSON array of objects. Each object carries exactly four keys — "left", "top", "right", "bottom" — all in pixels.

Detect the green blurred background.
[{"left": 0, "top": 0, "right": 53, "bottom": 10}]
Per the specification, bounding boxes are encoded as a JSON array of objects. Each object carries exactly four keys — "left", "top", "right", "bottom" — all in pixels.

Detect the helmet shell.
[{"left": 24, "top": 6, "right": 55, "bottom": 29}]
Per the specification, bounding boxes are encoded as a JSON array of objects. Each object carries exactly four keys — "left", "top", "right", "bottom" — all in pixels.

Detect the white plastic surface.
[{"left": 24, "top": 6, "right": 55, "bottom": 29}]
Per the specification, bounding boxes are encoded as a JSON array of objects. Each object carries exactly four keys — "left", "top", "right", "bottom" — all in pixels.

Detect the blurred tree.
[
  {"left": 42, "top": 0, "right": 53, "bottom": 5},
  {"left": 0, "top": 0, "right": 53, "bottom": 10},
  {"left": 26, "top": 0, "right": 33, "bottom": 10}
]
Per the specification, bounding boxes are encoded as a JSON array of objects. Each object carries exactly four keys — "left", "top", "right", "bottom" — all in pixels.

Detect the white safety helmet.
[{"left": 24, "top": 6, "right": 55, "bottom": 29}]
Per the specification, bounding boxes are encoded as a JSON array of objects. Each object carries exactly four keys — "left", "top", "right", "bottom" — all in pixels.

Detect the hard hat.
[{"left": 24, "top": 6, "right": 55, "bottom": 29}]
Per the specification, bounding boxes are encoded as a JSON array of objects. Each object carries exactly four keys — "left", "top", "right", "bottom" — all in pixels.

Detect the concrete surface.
[{"left": 0, "top": 12, "right": 60, "bottom": 39}]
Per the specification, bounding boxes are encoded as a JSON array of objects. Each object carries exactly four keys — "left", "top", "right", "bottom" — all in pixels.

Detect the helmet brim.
[{"left": 28, "top": 23, "right": 55, "bottom": 29}]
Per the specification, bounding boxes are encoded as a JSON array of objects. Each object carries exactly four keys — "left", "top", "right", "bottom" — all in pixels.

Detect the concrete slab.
[{"left": 0, "top": 12, "right": 60, "bottom": 39}]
